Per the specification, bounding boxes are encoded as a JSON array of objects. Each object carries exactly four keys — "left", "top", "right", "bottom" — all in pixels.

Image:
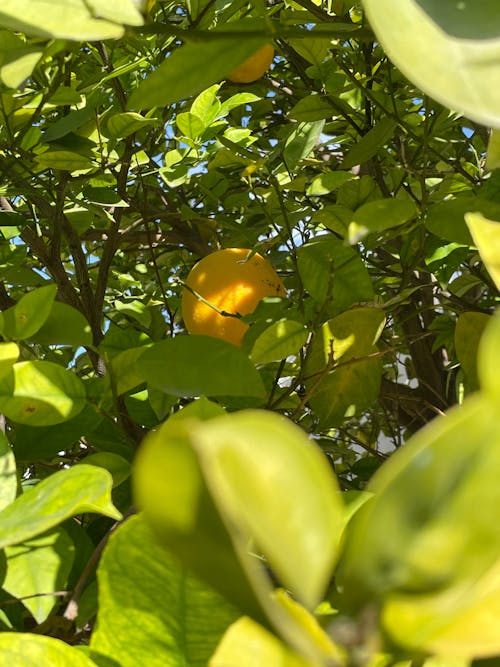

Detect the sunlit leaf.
[
  {"left": 306, "top": 172, "right": 353, "bottom": 196},
  {"left": 0, "top": 360, "right": 86, "bottom": 426},
  {"left": 0, "top": 284, "right": 56, "bottom": 340},
  {"left": 297, "top": 237, "right": 374, "bottom": 316},
  {"left": 0, "top": 342, "right": 19, "bottom": 380},
  {"left": 0, "top": 464, "right": 121, "bottom": 549},
  {"left": 0, "top": 47, "right": 43, "bottom": 88},
  {"left": 0, "top": 633, "right": 98, "bottom": 665},
  {"left": 3, "top": 527, "right": 74, "bottom": 623},
  {"left": 133, "top": 417, "right": 269, "bottom": 624},
  {"left": 82, "top": 452, "right": 131, "bottom": 488},
  {"left": 382, "top": 556, "right": 500, "bottom": 658},
  {"left": 349, "top": 198, "right": 418, "bottom": 242},
  {"left": 455, "top": 311, "right": 491, "bottom": 392},
  {"left": 465, "top": 212, "right": 500, "bottom": 290},
  {"left": 478, "top": 308, "right": 500, "bottom": 403},
  {"left": 304, "top": 307, "right": 385, "bottom": 428},
  {"left": 251, "top": 320, "right": 308, "bottom": 364},
  {"left": 0, "top": 0, "right": 141, "bottom": 40},
  {"left": 91, "top": 514, "right": 238, "bottom": 667},
  {"left": 486, "top": 129, "right": 500, "bottom": 171},
  {"left": 362, "top": 0, "right": 500, "bottom": 128},
  {"left": 210, "top": 616, "right": 317, "bottom": 667},
  {"left": 0, "top": 432, "right": 16, "bottom": 512},
  {"left": 105, "top": 112, "right": 159, "bottom": 139},
  {"left": 193, "top": 410, "right": 344, "bottom": 610},
  {"left": 339, "top": 395, "right": 500, "bottom": 611}
]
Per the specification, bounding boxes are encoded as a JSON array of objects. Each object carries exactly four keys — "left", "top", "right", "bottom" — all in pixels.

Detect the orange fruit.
[
  {"left": 182, "top": 248, "right": 286, "bottom": 346},
  {"left": 227, "top": 44, "right": 275, "bottom": 84}
]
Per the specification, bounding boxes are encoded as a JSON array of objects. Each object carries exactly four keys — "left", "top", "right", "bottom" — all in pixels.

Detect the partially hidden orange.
[
  {"left": 182, "top": 247, "right": 286, "bottom": 346},
  {"left": 227, "top": 44, "right": 275, "bottom": 84}
]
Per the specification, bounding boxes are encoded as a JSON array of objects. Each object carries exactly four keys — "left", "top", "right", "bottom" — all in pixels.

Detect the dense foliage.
[{"left": 0, "top": 0, "right": 499, "bottom": 664}]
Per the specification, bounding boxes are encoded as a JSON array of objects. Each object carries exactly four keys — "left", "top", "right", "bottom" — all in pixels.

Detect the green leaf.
[
  {"left": 218, "top": 92, "right": 261, "bottom": 118},
  {"left": 283, "top": 121, "right": 325, "bottom": 172},
  {"left": 289, "top": 94, "right": 334, "bottom": 122},
  {"left": 465, "top": 212, "right": 500, "bottom": 291},
  {"left": 84, "top": 0, "right": 143, "bottom": 26},
  {"left": 209, "top": 616, "right": 317, "bottom": 667},
  {"left": 13, "top": 404, "right": 103, "bottom": 462},
  {"left": 362, "top": 0, "right": 500, "bottom": 128},
  {"left": 128, "top": 27, "right": 269, "bottom": 110},
  {"left": 0, "top": 433, "right": 16, "bottom": 512},
  {"left": 193, "top": 410, "right": 344, "bottom": 610},
  {"left": 382, "top": 557, "right": 500, "bottom": 659},
  {"left": 0, "top": 360, "right": 86, "bottom": 426},
  {"left": 0, "top": 47, "right": 43, "bottom": 89},
  {"left": 109, "top": 346, "right": 149, "bottom": 396},
  {"left": 114, "top": 299, "right": 151, "bottom": 326},
  {"left": 289, "top": 37, "right": 331, "bottom": 66},
  {"left": 0, "top": 284, "right": 56, "bottom": 340},
  {"left": 339, "top": 394, "right": 500, "bottom": 608},
  {"left": 478, "top": 308, "right": 500, "bottom": 403},
  {"left": 311, "top": 205, "right": 353, "bottom": 237},
  {"left": 337, "top": 174, "right": 379, "bottom": 210},
  {"left": 190, "top": 85, "right": 221, "bottom": 125},
  {"left": 176, "top": 111, "right": 206, "bottom": 140},
  {"left": 42, "top": 107, "right": 95, "bottom": 142},
  {"left": 270, "top": 590, "right": 345, "bottom": 665},
  {"left": 486, "top": 129, "right": 500, "bottom": 171},
  {"left": 304, "top": 307, "right": 385, "bottom": 428},
  {"left": 168, "top": 396, "right": 226, "bottom": 424},
  {"left": 0, "top": 0, "right": 141, "bottom": 40},
  {"left": 306, "top": 171, "right": 353, "bottom": 196},
  {"left": 64, "top": 206, "right": 95, "bottom": 234},
  {"left": 251, "top": 320, "right": 308, "bottom": 364},
  {"left": 134, "top": 414, "right": 344, "bottom": 664},
  {"left": 90, "top": 514, "right": 239, "bottom": 667},
  {"left": 0, "top": 465, "right": 121, "bottom": 549},
  {"left": 83, "top": 187, "right": 128, "bottom": 208},
  {"left": 30, "top": 301, "right": 92, "bottom": 347},
  {"left": 0, "top": 633, "right": 98, "bottom": 666},
  {"left": 3, "top": 527, "right": 74, "bottom": 623},
  {"left": 133, "top": 418, "right": 269, "bottom": 624},
  {"left": 35, "top": 150, "right": 95, "bottom": 172},
  {"left": 455, "top": 311, "right": 491, "bottom": 392},
  {"left": 342, "top": 117, "right": 397, "bottom": 169},
  {"left": 141, "top": 336, "right": 266, "bottom": 399},
  {"left": 78, "top": 648, "right": 121, "bottom": 667},
  {"left": 349, "top": 197, "right": 418, "bottom": 242},
  {"left": 105, "top": 112, "right": 159, "bottom": 139},
  {"left": 426, "top": 197, "right": 500, "bottom": 246},
  {"left": 0, "top": 342, "right": 19, "bottom": 380},
  {"left": 297, "top": 237, "right": 374, "bottom": 315},
  {"left": 82, "top": 452, "right": 130, "bottom": 488}
]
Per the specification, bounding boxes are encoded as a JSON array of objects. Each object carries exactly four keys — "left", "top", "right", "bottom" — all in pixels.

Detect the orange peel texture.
[
  {"left": 227, "top": 44, "right": 275, "bottom": 84},
  {"left": 182, "top": 247, "right": 286, "bottom": 346}
]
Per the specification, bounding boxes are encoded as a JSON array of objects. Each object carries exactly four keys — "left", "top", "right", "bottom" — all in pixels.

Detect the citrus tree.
[{"left": 0, "top": 0, "right": 499, "bottom": 664}]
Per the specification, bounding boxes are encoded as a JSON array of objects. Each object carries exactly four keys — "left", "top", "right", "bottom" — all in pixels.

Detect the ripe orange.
[
  {"left": 227, "top": 44, "right": 275, "bottom": 84},
  {"left": 182, "top": 248, "right": 286, "bottom": 346}
]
